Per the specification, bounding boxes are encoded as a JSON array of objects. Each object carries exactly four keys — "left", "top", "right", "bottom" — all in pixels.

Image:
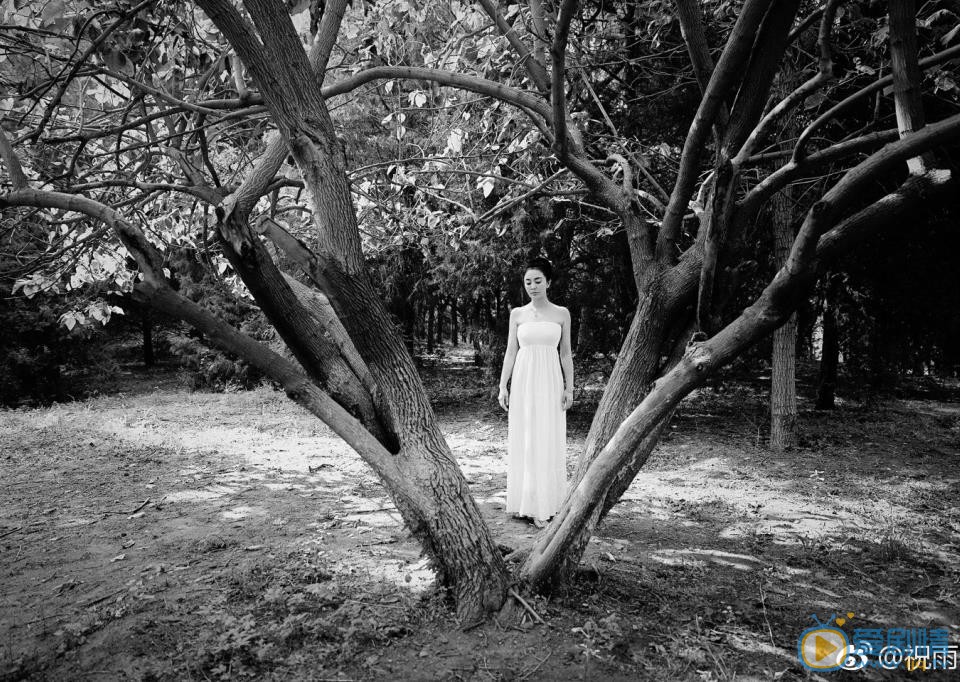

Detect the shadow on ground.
[{"left": 1, "top": 371, "right": 959, "bottom": 680}]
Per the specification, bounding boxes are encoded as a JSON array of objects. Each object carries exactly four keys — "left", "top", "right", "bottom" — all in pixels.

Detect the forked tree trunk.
[
  {"left": 520, "top": 266, "right": 688, "bottom": 587},
  {"left": 770, "top": 187, "right": 798, "bottom": 450},
  {"left": 194, "top": 0, "right": 511, "bottom": 621}
]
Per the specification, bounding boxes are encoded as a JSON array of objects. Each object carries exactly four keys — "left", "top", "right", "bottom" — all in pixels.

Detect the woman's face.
[{"left": 523, "top": 268, "right": 550, "bottom": 300}]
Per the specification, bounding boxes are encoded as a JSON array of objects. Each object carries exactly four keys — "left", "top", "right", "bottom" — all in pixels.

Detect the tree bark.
[
  {"left": 673, "top": 0, "right": 717, "bottom": 98},
  {"left": 770, "top": 186, "right": 798, "bottom": 450},
  {"left": 888, "top": 0, "right": 933, "bottom": 174},
  {"left": 194, "top": 0, "right": 511, "bottom": 621}
]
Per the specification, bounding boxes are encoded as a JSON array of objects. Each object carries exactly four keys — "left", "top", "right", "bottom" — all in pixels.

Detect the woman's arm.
[
  {"left": 559, "top": 307, "right": 574, "bottom": 410},
  {"left": 498, "top": 308, "right": 520, "bottom": 411}
]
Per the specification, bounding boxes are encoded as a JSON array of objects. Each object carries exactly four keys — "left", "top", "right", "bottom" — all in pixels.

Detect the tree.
[
  {"left": 769, "top": 184, "right": 798, "bottom": 450},
  {"left": 2, "top": 0, "right": 958, "bottom": 618}
]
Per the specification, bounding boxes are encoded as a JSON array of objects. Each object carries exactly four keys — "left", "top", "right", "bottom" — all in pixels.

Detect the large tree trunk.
[
  {"left": 770, "top": 187, "right": 798, "bottom": 450},
  {"left": 195, "top": 0, "right": 511, "bottom": 621}
]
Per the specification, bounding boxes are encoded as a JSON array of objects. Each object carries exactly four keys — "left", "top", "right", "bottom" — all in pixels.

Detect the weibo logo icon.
[{"left": 797, "top": 613, "right": 853, "bottom": 672}]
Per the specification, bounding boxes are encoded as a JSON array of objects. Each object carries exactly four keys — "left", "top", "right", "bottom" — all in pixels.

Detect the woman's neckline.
[{"left": 519, "top": 319, "right": 561, "bottom": 327}]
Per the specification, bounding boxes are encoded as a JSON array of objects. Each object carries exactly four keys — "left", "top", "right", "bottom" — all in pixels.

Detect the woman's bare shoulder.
[{"left": 509, "top": 305, "right": 530, "bottom": 322}]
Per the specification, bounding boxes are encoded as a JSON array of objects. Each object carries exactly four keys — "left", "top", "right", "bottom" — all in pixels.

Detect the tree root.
[
  {"left": 502, "top": 547, "right": 532, "bottom": 564},
  {"left": 508, "top": 587, "right": 545, "bottom": 625}
]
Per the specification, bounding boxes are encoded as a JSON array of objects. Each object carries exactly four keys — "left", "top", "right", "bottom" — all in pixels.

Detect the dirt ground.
[{"left": 1, "top": 359, "right": 959, "bottom": 681}]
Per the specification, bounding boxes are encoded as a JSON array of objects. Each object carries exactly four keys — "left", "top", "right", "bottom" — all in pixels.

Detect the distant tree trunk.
[
  {"left": 450, "top": 297, "right": 459, "bottom": 345},
  {"left": 816, "top": 275, "right": 840, "bottom": 410},
  {"left": 770, "top": 187, "right": 797, "bottom": 449},
  {"left": 435, "top": 297, "right": 445, "bottom": 348},
  {"left": 427, "top": 300, "right": 435, "bottom": 355},
  {"left": 482, "top": 295, "right": 494, "bottom": 331},
  {"left": 142, "top": 307, "right": 155, "bottom": 367},
  {"left": 576, "top": 306, "right": 591, "bottom": 353},
  {"left": 568, "top": 303, "right": 580, "bottom": 352}
]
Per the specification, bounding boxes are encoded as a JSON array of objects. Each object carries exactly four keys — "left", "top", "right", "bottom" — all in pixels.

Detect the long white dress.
[{"left": 506, "top": 320, "right": 567, "bottom": 521}]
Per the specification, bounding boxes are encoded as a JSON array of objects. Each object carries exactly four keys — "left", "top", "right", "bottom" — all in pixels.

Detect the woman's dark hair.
[{"left": 525, "top": 256, "right": 554, "bottom": 282}]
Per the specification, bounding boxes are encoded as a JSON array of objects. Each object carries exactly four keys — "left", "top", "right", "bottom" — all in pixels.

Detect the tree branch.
[
  {"left": 793, "top": 43, "right": 960, "bottom": 161},
  {"left": 0, "top": 186, "right": 402, "bottom": 471},
  {"left": 673, "top": 0, "right": 718, "bottom": 100},
  {"left": 723, "top": 0, "right": 802, "bottom": 157},
  {"left": 324, "top": 65, "right": 552, "bottom": 124},
  {"left": 656, "top": 0, "right": 771, "bottom": 263},
  {"left": 788, "top": 111, "right": 960, "bottom": 270},
  {"left": 476, "top": 0, "right": 550, "bottom": 92},
  {"left": 888, "top": 0, "right": 933, "bottom": 174},
  {"left": 0, "top": 127, "right": 28, "bottom": 190},
  {"left": 733, "top": 0, "right": 842, "bottom": 165},
  {"left": 313, "top": 0, "right": 349, "bottom": 78},
  {"left": 739, "top": 127, "right": 900, "bottom": 212},
  {"left": 27, "top": 0, "right": 158, "bottom": 142},
  {"left": 550, "top": 0, "right": 577, "bottom": 163}
]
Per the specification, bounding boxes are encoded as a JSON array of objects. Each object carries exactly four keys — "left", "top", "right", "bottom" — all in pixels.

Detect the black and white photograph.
[{"left": 1, "top": 0, "right": 959, "bottom": 679}]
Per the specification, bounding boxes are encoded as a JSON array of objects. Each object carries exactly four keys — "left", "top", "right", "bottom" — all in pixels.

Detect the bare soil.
[{"left": 1, "top": 359, "right": 958, "bottom": 681}]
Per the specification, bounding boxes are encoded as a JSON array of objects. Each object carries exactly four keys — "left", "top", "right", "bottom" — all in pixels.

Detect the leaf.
[
  {"left": 103, "top": 48, "right": 132, "bottom": 75},
  {"left": 804, "top": 90, "right": 827, "bottom": 110},
  {"left": 479, "top": 176, "right": 496, "bottom": 198},
  {"left": 39, "top": 0, "right": 65, "bottom": 27},
  {"left": 408, "top": 90, "right": 427, "bottom": 107},
  {"left": 60, "top": 312, "right": 77, "bottom": 331},
  {"left": 445, "top": 128, "right": 464, "bottom": 155},
  {"left": 854, "top": 58, "right": 876, "bottom": 76}
]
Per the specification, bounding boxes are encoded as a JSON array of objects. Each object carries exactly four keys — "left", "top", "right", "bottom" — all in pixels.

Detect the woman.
[{"left": 498, "top": 257, "right": 574, "bottom": 528}]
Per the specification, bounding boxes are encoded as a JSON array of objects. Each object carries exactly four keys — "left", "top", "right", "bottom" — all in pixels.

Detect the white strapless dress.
[{"left": 506, "top": 320, "right": 567, "bottom": 521}]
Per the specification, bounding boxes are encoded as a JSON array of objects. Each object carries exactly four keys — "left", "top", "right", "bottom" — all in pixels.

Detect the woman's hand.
[
  {"left": 562, "top": 389, "right": 574, "bottom": 410},
  {"left": 498, "top": 386, "right": 509, "bottom": 411}
]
